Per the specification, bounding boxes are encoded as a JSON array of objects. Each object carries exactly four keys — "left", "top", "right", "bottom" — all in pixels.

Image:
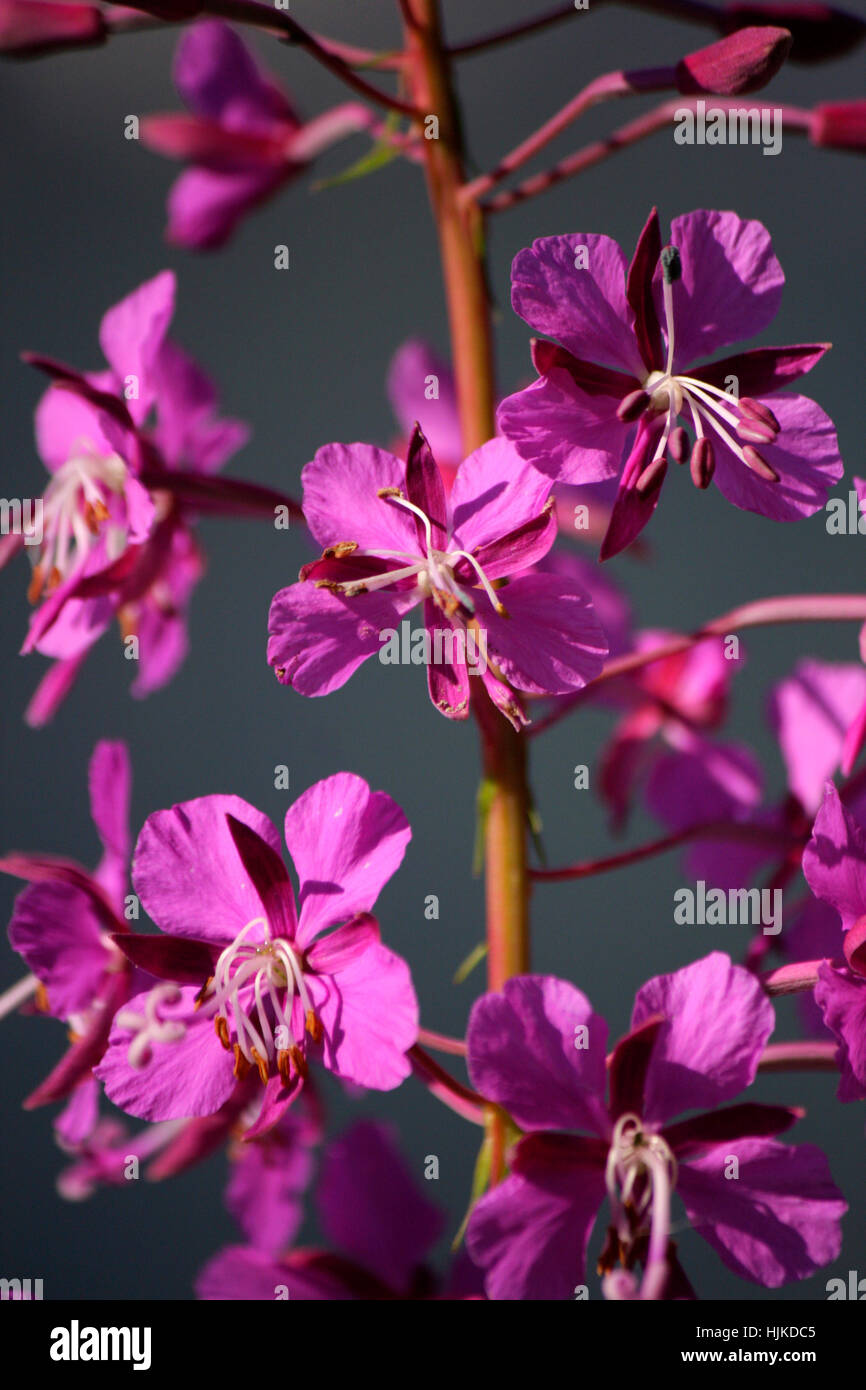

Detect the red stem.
[{"left": 531, "top": 821, "right": 800, "bottom": 883}]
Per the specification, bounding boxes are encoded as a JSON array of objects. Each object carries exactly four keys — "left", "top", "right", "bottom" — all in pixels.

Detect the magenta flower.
[
  {"left": 196, "top": 1122, "right": 480, "bottom": 1300},
  {"left": 386, "top": 340, "right": 463, "bottom": 492},
  {"left": 140, "top": 21, "right": 374, "bottom": 250},
  {"left": 4, "top": 270, "right": 295, "bottom": 723},
  {"left": 465, "top": 954, "right": 845, "bottom": 1300},
  {"left": 0, "top": 741, "right": 141, "bottom": 1114},
  {"left": 770, "top": 658, "right": 866, "bottom": 815},
  {"left": 802, "top": 783, "right": 866, "bottom": 1100},
  {"left": 95, "top": 774, "right": 418, "bottom": 1134},
  {"left": 497, "top": 208, "right": 843, "bottom": 557},
  {"left": 267, "top": 427, "right": 608, "bottom": 728}
]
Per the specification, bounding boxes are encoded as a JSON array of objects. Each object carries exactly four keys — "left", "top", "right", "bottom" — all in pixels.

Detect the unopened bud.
[{"left": 676, "top": 26, "right": 791, "bottom": 95}]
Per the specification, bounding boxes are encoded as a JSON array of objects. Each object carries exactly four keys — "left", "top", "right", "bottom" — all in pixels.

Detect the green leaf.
[
  {"left": 453, "top": 939, "right": 488, "bottom": 986},
  {"left": 452, "top": 1130, "right": 493, "bottom": 1252},
  {"left": 312, "top": 115, "right": 401, "bottom": 192}
]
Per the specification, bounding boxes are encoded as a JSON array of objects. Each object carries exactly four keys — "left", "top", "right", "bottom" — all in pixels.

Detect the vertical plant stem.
[{"left": 403, "top": 0, "right": 530, "bottom": 1178}]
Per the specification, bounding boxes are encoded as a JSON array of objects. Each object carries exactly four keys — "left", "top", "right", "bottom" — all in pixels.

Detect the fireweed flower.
[
  {"left": 140, "top": 21, "right": 375, "bottom": 250},
  {"left": 267, "top": 426, "right": 608, "bottom": 728},
  {"left": 465, "top": 955, "right": 846, "bottom": 1300},
  {"left": 0, "top": 741, "right": 143, "bottom": 1122},
  {"left": 3, "top": 270, "right": 293, "bottom": 723},
  {"left": 197, "top": 1121, "right": 481, "bottom": 1300},
  {"left": 802, "top": 783, "right": 866, "bottom": 1100},
  {"left": 95, "top": 774, "right": 418, "bottom": 1135},
  {"left": 497, "top": 208, "right": 843, "bottom": 558}
]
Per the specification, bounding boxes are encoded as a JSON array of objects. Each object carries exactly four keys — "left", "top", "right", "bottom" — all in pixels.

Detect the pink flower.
[
  {"left": 5, "top": 270, "right": 295, "bottom": 722},
  {"left": 497, "top": 208, "right": 843, "bottom": 557},
  {"left": 802, "top": 783, "right": 866, "bottom": 1100},
  {"left": 95, "top": 774, "right": 418, "bottom": 1134},
  {"left": 267, "top": 426, "right": 608, "bottom": 728},
  {"left": 140, "top": 21, "right": 374, "bottom": 249},
  {"left": 196, "top": 1122, "right": 481, "bottom": 1300},
  {"left": 465, "top": 956, "right": 846, "bottom": 1300},
  {"left": 0, "top": 741, "right": 143, "bottom": 1113},
  {"left": 0, "top": 0, "right": 103, "bottom": 54}
]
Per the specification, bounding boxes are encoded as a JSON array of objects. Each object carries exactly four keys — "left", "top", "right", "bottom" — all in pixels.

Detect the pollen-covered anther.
[
  {"left": 305, "top": 1009, "right": 323, "bottom": 1043},
  {"left": 27, "top": 565, "right": 46, "bottom": 605},
  {"left": 232, "top": 1042, "right": 252, "bottom": 1079},
  {"left": 277, "top": 1048, "right": 293, "bottom": 1085},
  {"left": 215, "top": 1014, "right": 231, "bottom": 1050},
  {"left": 288, "top": 1043, "right": 308, "bottom": 1079},
  {"left": 194, "top": 976, "right": 213, "bottom": 1011},
  {"left": 322, "top": 541, "right": 359, "bottom": 559},
  {"left": 376, "top": 486, "right": 404, "bottom": 500},
  {"left": 34, "top": 982, "right": 50, "bottom": 1013},
  {"left": 250, "top": 1045, "right": 270, "bottom": 1085}
]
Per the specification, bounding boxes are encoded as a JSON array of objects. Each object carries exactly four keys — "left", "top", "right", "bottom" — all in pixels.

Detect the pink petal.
[
  {"left": 132, "top": 794, "right": 283, "bottom": 943},
  {"left": 677, "top": 1137, "right": 846, "bottom": 1286},
  {"left": 632, "top": 952, "right": 775, "bottom": 1125},
  {"left": 285, "top": 772, "right": 410, "bottom": 944},
  {"left": 311, "top": 941, "right": 418, "bottom": 1090},
  {"left": 98, "top": 271, "right": 176, "bottom": 425},
  {"left": 770, "top": 659, "right": 866, "bottom": 813},
  {"left": 655, "top": 210, "right": 784, "bottom": 369},
  {"left": 496, "top": 370, "right": 629, "bottom": 485},
  {"left": 511, "top": 233, "right": 644, "bottom": 375},
  {"left": 467, "top": 975, "right": 610, "bottom": 1136}
]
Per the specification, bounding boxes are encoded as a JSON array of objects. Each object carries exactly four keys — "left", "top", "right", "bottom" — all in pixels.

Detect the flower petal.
[
  {"left": 285, "top": 773, "right": 411, "bottom": 943},
  {"left": 677, "top": 1137, "right": 846, "bottom": 1287},
  {"left": 632, "top": 952, "right": 775, "bottom": 1125},
  {"left": 511, "top": 233, "right": 643, "bottom": 374},
  {"left": 132, "top": 794, "right": 283, "bottom": 943},
  {"left": 466, "top": 976, "right": 609, "bottom": 1136}
]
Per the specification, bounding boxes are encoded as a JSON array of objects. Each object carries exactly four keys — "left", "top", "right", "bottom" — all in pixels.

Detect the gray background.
[{"left": 1, "top": 0, "right": 864, "bottom": 1300}]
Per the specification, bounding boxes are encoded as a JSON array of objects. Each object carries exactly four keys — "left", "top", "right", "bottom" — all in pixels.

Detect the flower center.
[
  {"left": 202, "top": 917, "right": 320, "bottom": 1086},
  {"left": 28, "top": 445, "right": 129, "bottom": 602},
  {"left": 314, "top": 488, "right": 507, "bottom": 619},
  {"left": 602, "top": 1112, "right": 677, "bottom": 1297},
  {"left": 619, "top": 245, "right": 782, "bottom": 492}
]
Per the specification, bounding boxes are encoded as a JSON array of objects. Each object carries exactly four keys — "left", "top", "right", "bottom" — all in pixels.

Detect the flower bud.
[
  {"left": 810, "top": 101, "right": 866, "bottom": 151},
  {"left": 675, "top": 26, "right": 791, "bottom": 95},
  {"left": 721, "top": 4, "right": 865, "bottom": 65},
  {"left": 0, "top": 0, "right": 104, "bottom": 54}
]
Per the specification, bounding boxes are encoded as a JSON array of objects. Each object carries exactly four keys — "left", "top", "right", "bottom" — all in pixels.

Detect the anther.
[
  {"left": 690, "top": 437, "right": 715, "bottom": 490},
  {"left": 288, "top": 1044, "right": 308, "bottom": 1080},
  {"left": 277, "top": 1049, "right": 293, "bottom": 1085},
  {"left": 250, "top": 1046, "right": 270, "bottom": 1085},
  {"left": 232, "top": 1043, "right": 252, "bottom": 1080},
  {"left": 194, "top": 977, "right": 213, "bottom": 1011},
  {"left": 322, "top": 542, "right": 358, "bottom": 559},
  {"left": 305, "top": 1009, "right": 323, "bottom": 1043},
  {"left": 214, "top": 1014, "right": 231, "bottom": 1050},
  {"left": 660, "top": 245, "right": 682, "bottom": 284},
  {"left": 742, "top": 445, "right": 780, "bottom": 483},
  {"left": 739, "top": 397, "right": 780, "bottom": 433},
  {"left": 617, "top": 389, "right": 651, "bottom": 424},
  {"left": 668, "top": 426, "right": 689, "bottom": 464},
  {"left": 635, "top": 454, "right": 668, "bottom": 497},
  {"left": 736, "top": 418, "right": 777, "bottom": 445}
]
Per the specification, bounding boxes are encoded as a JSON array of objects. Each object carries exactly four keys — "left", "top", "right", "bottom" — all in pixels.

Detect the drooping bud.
[
  {"left": 676, "top": 26, "right": 792, "bottom": 95},
  {"left": 690, "top": 437, "right": 715, "bottom": 489},
  {"left": 810, "top": 101, "right": 866, "bottom": 151},
  {"left": 721, "top": 5, "right": 865, "bottom": 65},
  {"left": 0, "top": 0, "right": 104, "bottom": 55}
]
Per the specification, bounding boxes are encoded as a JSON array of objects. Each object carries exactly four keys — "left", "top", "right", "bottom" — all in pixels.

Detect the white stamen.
[{"left": 116, "top": 983, "right": 186, "bottom": 1067}]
